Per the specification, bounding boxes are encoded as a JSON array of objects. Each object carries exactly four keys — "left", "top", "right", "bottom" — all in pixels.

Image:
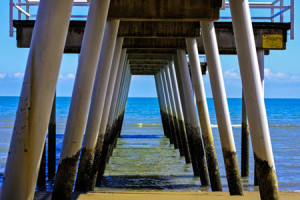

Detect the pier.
[{"left": 0, "top": 0, "right": 297, "bottom": 200}]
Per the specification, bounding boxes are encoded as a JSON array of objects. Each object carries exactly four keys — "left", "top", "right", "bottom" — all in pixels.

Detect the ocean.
[{"left": 0, "top": 97, "right": 299, "bottom": 191}]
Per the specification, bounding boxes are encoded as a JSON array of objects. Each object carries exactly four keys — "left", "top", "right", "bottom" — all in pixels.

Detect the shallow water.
[{"left": 0, "top": 97, "right": 299, "bottom": 191}]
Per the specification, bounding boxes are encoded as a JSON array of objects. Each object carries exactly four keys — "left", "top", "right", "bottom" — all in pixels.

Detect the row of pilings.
[{"left": 1, "top": 0, "right": 279, "bottom": 200}]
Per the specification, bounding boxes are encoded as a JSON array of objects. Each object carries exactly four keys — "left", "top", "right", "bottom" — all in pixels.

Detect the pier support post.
[
  {"left": 94, "top": 63, "right": 131, "bottom": 187},
  {"left": 254, "top": 49, "right": 265, "bottom": 186},
  {"left": 160, "top": 71, "right": 177, "bottom": 147},
  {"left": 114, "top": 66, "right": 131, "bottom": 139},
  {"left": 241, "top": 93, "right": 250, "bottom": 177},
  {"left": 48, "top": 94, "right": 56, "bottom": 180},
  {"left": 186, "top": 37, "right": 222, "bottom": 191},
  {"left": 0, "top": 0, "right": 73, "bottom": 199},
  {"left": 168, "top": 61, "right": 192, "bottom": 163},
  {"left": 176, "top": 49, "right": 209, "bottom": 186},
  {"left": 162, "top": 68, "right": 181, "bottom": 151},
  {"left": 229, "top": 1, "right": 279, "bottom": 199},
  {"left": 37, "top": 145, "right": 46, "bottom": 190},
  {"left": 52, "top": 0, "right": 112, "bottom": 197},
  {"left": 105, "top": 50, "right": 127, "bottom": 158},
  {"left": 154, "top": 73, "right": 170, "bottom": 138},
  {"left": 173, "top": 54, "right": 200, "bottom": 177},
  {"left": 113, "top": 62, "right": 130, "bottom": 139},
  {"left": 91, "top": 37, "right": 124, "bottom": 186},
  {"left": 201, "top": 21, "right": 243, "bottom": 195},
  {"left": 158, "top": 73, "right": 174, "bottom": 144},
  {"left": 164, "top": 66, "right": 185, "bottom": 156},
  {"left": 166, "top": 66, "right": 186, "bottom": 155},
  {"left": 155, "top": 74, "right": 172, "bottom": 140},
  {"left": 106, "top": 49, "right": 127, "bottom": 145},
  {"left": 110, "top": 71, "right": 132, "bottom": 155},
  {"left": 65, "top": 20, "right": 119, "bottom": 192},
  {"left": 76, "top": 37, "right": 123, "bottom": 192}
]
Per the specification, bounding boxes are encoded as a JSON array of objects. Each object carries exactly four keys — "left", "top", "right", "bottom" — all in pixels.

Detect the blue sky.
[{"left": 0, "top": 1, "right": 299, "bottom": 98}]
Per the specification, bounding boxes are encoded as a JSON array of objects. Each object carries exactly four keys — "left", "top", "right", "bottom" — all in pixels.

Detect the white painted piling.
[
  {"left": 173, "top": 53, "right": 199, "bottom": 176},
  {"left": 113, "top": 62, "right": 129, "bottom": 125},
  {"left": 65, "top": 20, "right": 119, "bottom": 192},
  {"left": 0, "top": 0, "right": 73, "bottom": 199},
  {"left": 177, "top": 49, "right": 209, "bottom": 186},
  {"left": 91, "top": 37, "right": 124, "bottom": 186},
  {"left": 186, "top": 37, "right": 222, "bottom": 191},
  {"left": 201, "top": 21, "right": 243, "bottom": 195},
  {"left": 155, "top": 73, "right": 171, "bottom": 140},
  {"left": 243, "top": 50, "right": 265, "bottom": 180},
  {"left": 75, "top": 37, "right": 123, "bottom": 192},
  {"left": 229, "top": 1, "right": 279, "bottom": 199},
  {"left": 160, "top": 70, "right": 178, "bottom": 147},
  {"left": 48, "top": 94, "right": 56, "bottom": 180},
  {"left": 106, "top": 49, "right": 127, "bottom": 135},
  {"left": 52, "top": 0, "right": 111, "bottom": 196},
  {"left": 168, "top": 61, "right": 192, "bottom": 163},
  {"left": 158, "top": 70, "right": 175, "bottom": 145},
  {"left": 163, "top": 67, "right": 182, "bottom": 152}
]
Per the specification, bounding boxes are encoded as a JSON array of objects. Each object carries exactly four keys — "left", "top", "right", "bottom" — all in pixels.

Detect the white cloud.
[
  {"left": 0, "top": 73, "right": 7, "bottom": 79},
  {"left": 13, "top": 72, "right": 24, "bottom": 78},
  {"left": 264, "top": 68, "right": 299, "bottom": 82},
  {"left": 59, "top": 73, "right": 75, "bottom": 80},
  {"left": 223, "top": 69, "right": 240, "bottom": 79}
]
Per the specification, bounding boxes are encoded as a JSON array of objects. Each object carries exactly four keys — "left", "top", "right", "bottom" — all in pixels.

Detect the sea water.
[{"left": 0, "top": 97, "right": 299, "bottom": 191}]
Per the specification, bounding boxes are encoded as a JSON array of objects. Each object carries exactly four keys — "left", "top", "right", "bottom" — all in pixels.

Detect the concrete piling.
[
  {"left": 162, "top": 68, "right": 182, "bottom": 152},
  {"left": 114, "top": 66, "right": 131, "bottom": 138},
  {"left": 164, "top": 65, "right": 186, "bottom": 156},
  {"left": 176, "top": 49, "right": 209, "bottom": 186},
  {"left": 37, "top": 145, "right": 46, "bottom": 190},
  {"left": 157, "top": 72, "right": 175, "bottom": 144},
  {"left": 68, "top": 20, "right": 119, "bottom": 193},
  {"left": 52, "top": 0, "right": 112, "bottom": 197},
  {"left": 111, "top": 61, "right": 130, "bottom": 140},
  {"left": 75, "top": 37, "right": 123, "bottom": 192},
  {"left": 38, "top": 93, "right": 56, "bottom": 188},
  {"left": 186, "top": 37, "right": 222, "bottom": 191},
  {"left": 106, "top": 49, "right": 128, "bottom": 146},
  {"left": 94, "top": 65, "right": 131, "bottom": 187},
  {"left": 48, "top": 95, "right": 56, "bottom": 180},
  {"left": 91, "top": 37, "right": 124, "bottom": 186},
  {"left": 201, "top": 21, "right": 243, "bottom": 195},
  {"left": 155, "top": 74, "right": 172, "bottom": 140},
  {"left": 173, "top": 54, "right": 200, "bottom": 177},
  {"left": 160, "top": 71, "right": 178, "bottom": 147},
  {"left": 168, "top": 61, "right": 192, "bottom": 163},
  {"left": 254, "top": 49, "right": 265, "bottom": 186},
  {"left": 0, "top": 0, "right": 73, "bottom": 199},
  {"left": 241, "top": 93, "right": 250, "bottom": 177},
  {"left": 229, "top": 0, "right": 279, "bottom": 199}
]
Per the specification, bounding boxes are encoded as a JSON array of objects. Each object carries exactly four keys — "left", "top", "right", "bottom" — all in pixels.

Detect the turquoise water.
[{"left": 0, "top": 97, "right": 299, "bottom": 191}]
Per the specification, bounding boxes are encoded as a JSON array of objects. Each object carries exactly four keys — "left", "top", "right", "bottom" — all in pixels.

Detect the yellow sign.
[{"left": 262, "top": 34, "right": 283, "bottom": 49}]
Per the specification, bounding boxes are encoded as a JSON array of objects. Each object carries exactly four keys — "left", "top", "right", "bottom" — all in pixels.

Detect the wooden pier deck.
[{"left": 34, "top": 191, "right": 300, "bottom": 200}]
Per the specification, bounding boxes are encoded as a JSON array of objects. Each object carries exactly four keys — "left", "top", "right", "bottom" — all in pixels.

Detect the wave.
[
  {"left": 132, "top": 123, "right": 162, "bottom": 128},
  {"left": 211, "top": 124, "right": 241, "bottom": 128},
  {"left": 211, "top": 124, "right": 300, "bottom": 129},
  {"left": 269, "top": 124, "right": 300, "bottom": 128}
]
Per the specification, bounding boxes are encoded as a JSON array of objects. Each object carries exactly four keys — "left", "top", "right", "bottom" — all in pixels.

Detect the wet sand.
[{"left": 35, "top": 191, "right": 300, "bottom": 200}]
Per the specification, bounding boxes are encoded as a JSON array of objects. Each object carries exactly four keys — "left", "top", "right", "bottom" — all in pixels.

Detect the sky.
[{"left": 0, "top": 1, "right": 299, "bottom": 98}]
